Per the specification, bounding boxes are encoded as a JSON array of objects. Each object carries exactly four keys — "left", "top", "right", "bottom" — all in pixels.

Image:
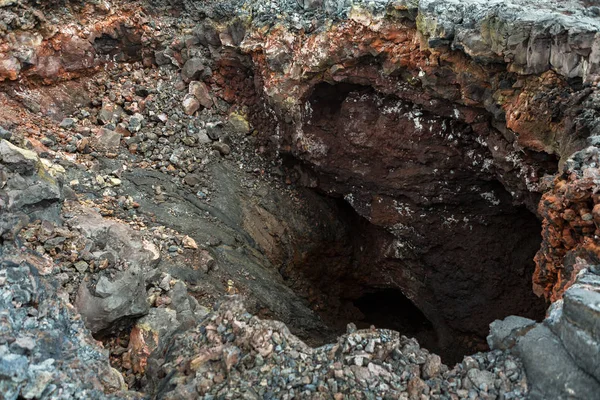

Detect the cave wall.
[
  {"left": 232, "top": 1, "right": 600, "bottom": 306},
  {"left": 219, "top": 0, "right": 600, "bottom": 353}
]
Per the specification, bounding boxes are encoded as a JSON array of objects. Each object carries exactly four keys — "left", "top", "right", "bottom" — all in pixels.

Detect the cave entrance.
[
  {"left": 352, "top": 288, "right": 438, "bottom": 351},
  {"left": 276, "top": 81, "right": 550, "bottom": 365}
]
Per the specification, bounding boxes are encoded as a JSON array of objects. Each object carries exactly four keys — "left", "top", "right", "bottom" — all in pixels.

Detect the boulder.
[
  {"left": 0, "top": 140, "right": 38, "bottom": 175},
  {"left": 0, "top": 140, "right": 61, "bottom": 216},
  {"left": 487, "top": 315, "right": 537, "bottom": 351},
  {"left": 181, "top": 58, "right": 210, "bottom": 82},
  {"left": 76, "top": 268, "right": 148, "bottom": 333},
  {"left": 554, "top": 286, "right": 600, "bottom": 381},
  {"left": 67, "top": 204, "right": 160, "bottom": 333},
  {"left": 189, "top": 81, "right": 213, "bottom": 108},
  {"left": 91, "top": 128, "right": 122, "bottom": 153},
  {"left": 516, "top": 324, "right": 600, "bottom": 400},
  {"left": 182, "top": 94, "right": 200, "bottom": 115}
]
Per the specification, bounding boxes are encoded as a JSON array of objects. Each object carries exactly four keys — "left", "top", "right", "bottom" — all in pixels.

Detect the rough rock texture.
[
  {"left": 147, "top": 298, "right": 529, "bottom": 400},
  {"left": 0, "top": 254, "right": 140, "bottom": 399},
  {"left": 535, "top": 142, "right": 600, "bottom": 300},
  {"left": 1, "top": 0, "right": 600, "bottom": 399},
  {"left": 68, "top": 203, "right": 159, "bottom": 333},
  {"left": 488, "top": 267, "right": 600, "bottom": 399},
  {"left": 0, "top": 139, "right": 61, "bottom": 240}
]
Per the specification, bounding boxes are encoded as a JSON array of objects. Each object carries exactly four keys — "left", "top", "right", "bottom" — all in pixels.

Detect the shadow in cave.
[
  {"left": 353, "top": 288, "right": 439, "bottom": 354},
  {"left": 279, "top": 81, "right": 551, "bottom": 366}
]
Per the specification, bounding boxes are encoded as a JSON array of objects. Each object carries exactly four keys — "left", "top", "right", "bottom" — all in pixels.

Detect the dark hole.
[
  {"left": 353, "top": 288, "right": 438, "bottom": 352},
  {"left": 279, "top": 81, "right": 551, "bottom": 366},
  {"left": 308, "top": 82, "right": 373, "bottom": 116},
  {"left": 94, "top": 34, "right": 121, "bottom": 55}
]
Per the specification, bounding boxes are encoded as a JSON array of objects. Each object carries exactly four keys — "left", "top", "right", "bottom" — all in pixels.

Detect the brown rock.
[
  {"left": 189, "top": 81, "right": 213, "bottom": 108},
  {"left": 91, "top": 128, "right": 122, "bottom": 153},
  {"left": 0, "top": 56, "right": 21, "bottom": 81},
  {"left": 182, "top": 94, "right": 200, "bottom": 115}
]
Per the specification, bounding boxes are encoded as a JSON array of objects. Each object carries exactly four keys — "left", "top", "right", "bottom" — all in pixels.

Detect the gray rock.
[
  {"left": 0, "top": 126, "right": 12, "bottom": 141},
  {"left": 136, "top": 307, "right": 180, "bottom": 340},
  {"left": 128, "top": 113, "right": 144, "bottom": 133},
  {"left": 416, "top": 0, "right": 600, "bottom": 81},
  {"left": 59, "top": 117, "right": 76, "bottom": 129},
  {"left": 516, "top": 324, "right": 600, "bottom": 400},
  {"left": 212, "top": 141, "right": 231, "bottom": 156},
  {"left": 66, "top": 204, "right": 160, "bottom": 333},
  {"left": 76, "top": 268, "right": 148, "bottom": 333},
  {"left": 0, "top": 258, "right": 128, "bottom": 399},
  {"left": 97, "top": 102, "right": 122, "bottom": 125},
  {"left": 0, "top": 139, "right": 38, "bottom": 175},
  {"left": 0, "top": 140, "right": 61, "bottom": 213},
  {"left": 422, "top": 354, "right": 442, "bottom": 379},
  {"left": 555, "top": 287, "right": 600, "bottom": 381},
  {"left": 487, "top": 315, "right": 537, "bottom": 351},
  {"left": 73, "top": 260, "right": 89, "bottom": 273},
  {"left": 466, "top": 369, "right": 495, "bottom": 391},
  {"left": 181, "top": 58, "right": 210, "bottom": 83},
  {"left": 562, "top": 287, "right": 600, "bottom": 340}
]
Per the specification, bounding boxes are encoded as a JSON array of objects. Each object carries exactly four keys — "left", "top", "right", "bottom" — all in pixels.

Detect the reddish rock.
[
  {"left": 0, "top": 56, "right": 21, "bottom": 81},
  {"left": 189, "top": 81, "right": 213, "bottom": 108}
]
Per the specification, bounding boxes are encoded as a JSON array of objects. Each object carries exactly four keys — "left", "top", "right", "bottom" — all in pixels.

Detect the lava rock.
[
  {"left": 182, "top": 94, "right": 200, "bottom": 115},
  {"left": 76, "top": 269, "right": 148, "bottom": 333},
  {"left": 181, "top": 58, "right": 211, "bottom": 83},
  {"left": 487, "top": 315, "right": 537, "bottom": 351},
  {"left": 516, "top": 324, "right": 600, "bottom": 399},
  {"left": 189, "top": 81, "right": 213, "bottom": 108},
  {"left": 91, "top": 128, "right": 122, "bottom": 153}
]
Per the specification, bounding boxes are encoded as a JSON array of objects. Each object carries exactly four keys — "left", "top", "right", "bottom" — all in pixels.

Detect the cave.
[
  {"left": 278, "top": 81, "right": 550, "bottom": 364},
  {"left": 352, "top": 288, "right": 438, "bottom": 352}
]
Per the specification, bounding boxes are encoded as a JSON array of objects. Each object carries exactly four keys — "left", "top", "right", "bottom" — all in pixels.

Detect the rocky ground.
[{"left": 1, "top": 0, "right": 600, "bottom": 399}]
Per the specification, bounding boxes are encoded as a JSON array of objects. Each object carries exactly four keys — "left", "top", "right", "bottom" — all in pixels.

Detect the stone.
[
  {"left": 108, "top": 177, "right": 122, "bottom": 186},
  {"left": 66, "top": 204, "right": 160, "bottom": 332},
  {"left": 0, "top": 139, "right": 39, "bottom": 175},
  {"left": 554, "top": 287, "right": 600, "bottom": 381},
  {"left": 184, "top": 173, "right": 201, "bottom": 186},
  {"left": 516, "top": 324, "right": 600, "bottom": 399},
  {"left": 421, "top": 354, "right": 442, "bottom": 379},
  {"left": 466, "top": 369, "right": 494, "bottom": 391},
  {"left": 487, "top": 315, "right": 537, "bottom": 351},
  {"left": 127, "top": 308, "right": 179, "bottom": 374},
  {"left": 0, "top": 55, "right": 21, "bottom": 81},
  {"left": 0, "top": 258, "right": 122, "bottom": 398},
  {"left": 189, "top": 81, "right": 213, "bottom": 108},
  {"left": 59, "top": 118, "right": 76, "bottom": 129},
  {"left": 91, "top": 128, "right": 122, "bottom": 153},
  {"left": 562, "top": 287, "right": 600, "bottom": 340},
  {"left": 0, "top": 126, "right": 12, "bottom": 141},
  {"left": 212, "top": 142, "right": 231, "bottom": 156},
  {"left": 76, "top": 268, "right": 148, "bottom": 333},
  {"left": 181, "top": 58, "right": 210, "bottom": 83},
  {"left": 182, "top": 235, "right": 198, "bottom": 249},
  {"left": 227, "top": 112, "right": 251, "bottom": 135},
  {"left": 74, "top": 261, "right": 88, "bottom": 273},
  {"left": 97, "top": 102, "right": 122, "bottom": 125},
  {"left": 182, "top": 94, "right": 200, "bottom": 115},
  {"left": 128, "top": 113, "right": 144, "bottom": 133},
  {"left": 0, "top": 140, "right": 61, "bottom": 213}
]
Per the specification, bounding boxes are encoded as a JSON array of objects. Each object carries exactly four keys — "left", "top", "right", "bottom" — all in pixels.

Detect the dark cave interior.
[{"left": 278, "top": 81, "right": 551, "bottom": 364}]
